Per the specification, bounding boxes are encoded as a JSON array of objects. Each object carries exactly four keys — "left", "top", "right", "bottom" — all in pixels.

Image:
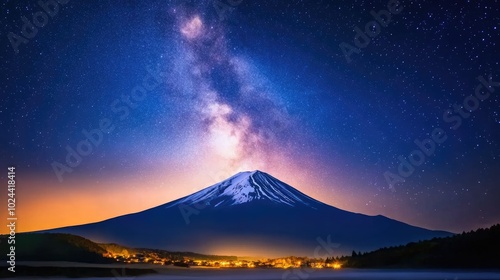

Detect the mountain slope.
[{"left": 45, "top": 171, "right": 451, "bottom": 257}]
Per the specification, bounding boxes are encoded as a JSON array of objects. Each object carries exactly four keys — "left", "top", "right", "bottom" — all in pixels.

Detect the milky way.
[{"left": 168, "top": 8, "right": 298, "bottom": 177}]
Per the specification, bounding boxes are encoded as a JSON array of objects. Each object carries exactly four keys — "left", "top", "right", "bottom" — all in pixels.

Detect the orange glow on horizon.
[{"left": 0, "top": 157, "right": 441, "bottom": 237}]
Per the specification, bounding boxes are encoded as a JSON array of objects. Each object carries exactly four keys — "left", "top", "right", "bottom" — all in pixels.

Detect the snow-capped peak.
[{"left": 168, "top": 170, "right": 321, "bottom": 208}]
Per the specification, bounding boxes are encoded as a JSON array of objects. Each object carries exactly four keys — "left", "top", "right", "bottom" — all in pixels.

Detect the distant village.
[{"left": 103, "top": 251, "right": 343, "bottom": 269}]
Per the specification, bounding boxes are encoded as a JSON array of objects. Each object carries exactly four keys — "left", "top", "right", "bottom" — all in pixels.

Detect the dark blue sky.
[{"left": 1, "top": 0, "right": 499, "bottom": 233}]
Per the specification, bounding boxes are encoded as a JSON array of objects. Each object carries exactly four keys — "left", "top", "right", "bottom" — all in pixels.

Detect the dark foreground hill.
[
  {"left": 0, "top": 233, "right": 111, "bottom": 263},
  {"left": 342, "top": 224, "right": 500, "bottom": 268},
  {"left": 0, "top": 232, "right": 236, "bottom": 263}
]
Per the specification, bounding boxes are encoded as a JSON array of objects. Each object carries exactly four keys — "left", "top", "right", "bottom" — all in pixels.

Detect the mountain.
[{"left": 45, "top": 170, "right": 452, "bottom": 257}]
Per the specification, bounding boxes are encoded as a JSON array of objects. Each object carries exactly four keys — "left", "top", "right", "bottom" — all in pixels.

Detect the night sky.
[{"left": 1, "top": 0, "right": 499, "bottom": 234}]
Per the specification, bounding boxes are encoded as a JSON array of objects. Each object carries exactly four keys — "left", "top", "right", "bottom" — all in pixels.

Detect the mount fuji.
[{"left": 46, "top": 171, "right": 452, "bottom": 257}]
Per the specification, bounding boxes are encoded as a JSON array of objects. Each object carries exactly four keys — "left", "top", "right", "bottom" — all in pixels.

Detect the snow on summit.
[{"left": 168, "top": 170, "right": 322, "bottom": 209}]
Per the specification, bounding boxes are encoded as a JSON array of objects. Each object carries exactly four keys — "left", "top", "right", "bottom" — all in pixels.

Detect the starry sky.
[{"left": 0, "top": 0, "right": 499, "bottom": 234}]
